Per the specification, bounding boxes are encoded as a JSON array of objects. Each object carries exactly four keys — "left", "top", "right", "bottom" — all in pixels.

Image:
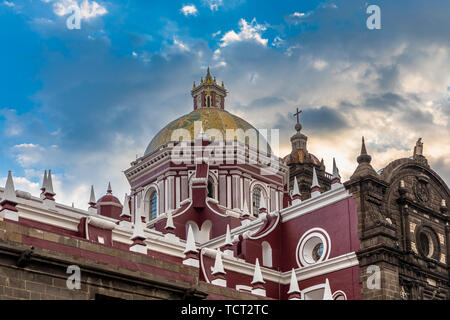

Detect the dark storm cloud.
[
  {"left": 301, "top": 106, "right": 348, "bottom": 132},
  {"left": 364, "top": 92, "right": 408, "bottom": 110}
]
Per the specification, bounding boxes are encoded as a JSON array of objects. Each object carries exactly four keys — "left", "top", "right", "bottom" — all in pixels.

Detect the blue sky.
[{"left": 1, "top": 0, "right": 449, "bottom": 206}]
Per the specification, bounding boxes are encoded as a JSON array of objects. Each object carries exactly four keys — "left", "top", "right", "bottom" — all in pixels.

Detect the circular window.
[
  {"left": 312, "top": 243, "right": 324, "bottom": 262},
  {"left": 419, "top": 232, "right": 430, "bottom": 257},
  {"left": 415, "top": 226, "right": 439, "bottom": 260},
  {"left": 296, "top": 228, "right": 331, "bottom": 267}
]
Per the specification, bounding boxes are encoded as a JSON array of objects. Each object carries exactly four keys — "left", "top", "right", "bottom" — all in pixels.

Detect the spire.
[
  {"left": 323, "top": 278, "right": 333, "bottom": 300},
  {"left": 2, "top": 171, "right": 18, "bottom": 203},
  {"left": 311, "top": 167, "right": 321, "bottom": 197},
  {"left": 131, "top": 201, "right": 146, "bottom": 241},
  {"left": 291, "top": 176, "right": 301, "bottom": 205},
  {"left": 205, "top": 66, "right": 212, "bottom": 83},
  {"left": 89, "top": 185, "right": 96, "bottom": 205},
  {"left": 46, "top": 170, "right": 55, "bottom": 194},
  {"left": 288, "top": 268, "right": 300, "bottom": 294},
  {"left": 120, "top": 193, "right": 131, "bottom": 217},
  {"left": 292, "top": 176, "right": 300, "bottom": 196},
  {"left": 332, "top": 158, "right": 341, "bottom": 180},
  {"left": 311, "top": 167, "right": 320, "bottom": 188},
  {"left": 41, "top": 170, "right": 47, "bottom": 192},
  {"left": 224, "top": 224, "right": 233, "bottom": 246},
  {"left": 107, "top": 182, "right": 112, "bottom": 194},
  {"left": 212, "top": 248, "right": 225, "bottom": 275},
  {"left": 241, "top": 198, "right": 250, "bottom": 218},
  {"left": 357, "top": 137, "right": 372, "bottom": 164},
  {"left": 251, "top": 258, "right": 265, "bottom": 285},
  {"left": 350, "top": 137, "right": 378, "bottom": 180},
  {"left": 184, "top": 225, "right": 198, "bottom": 254}
]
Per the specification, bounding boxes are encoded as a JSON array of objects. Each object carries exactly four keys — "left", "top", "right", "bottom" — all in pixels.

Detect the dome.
[
  {"left": 284, "top": 149, "right": 321, "bottom": 166},
  {"left": 144, "top": 107, "right": 269, "bottom": 155},
  {"left": 97, "top": 194, "right": 121, "bottom": 205}
]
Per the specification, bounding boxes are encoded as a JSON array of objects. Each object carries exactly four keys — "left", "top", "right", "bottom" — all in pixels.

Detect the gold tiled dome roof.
[
  {"left": 144, "top": 108, "right": 267, "bottom": 155},
  {"left": 283, "top": 149, "right": 321, "bottom": 166}
]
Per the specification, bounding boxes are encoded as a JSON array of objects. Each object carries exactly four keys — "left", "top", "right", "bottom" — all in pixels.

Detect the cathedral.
[{"left": 0, "top": 69, "right": 448, "bottom": 300}]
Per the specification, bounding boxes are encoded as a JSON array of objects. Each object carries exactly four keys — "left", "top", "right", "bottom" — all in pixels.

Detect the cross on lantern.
[{"left": 294, "top": 108, "right": 302, "bottom": 124}]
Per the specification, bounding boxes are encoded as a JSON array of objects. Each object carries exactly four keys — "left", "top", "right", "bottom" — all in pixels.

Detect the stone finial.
[
  {"left": 350, "top": 136, "right": 378, "bottom": 180},
  {"left": 120, "top": 193, "right": 131, "bottom": 218},
  {"left": 183, "top": 225, "right": 199, "bottom": 267},
  {"left": 357, "top": 137, "right": 372, "bottom": 164},
  {"left": 323, "top": 278, "right": 333, "bottom": 300},
  {"left": 241, "top": 198, "right": 250, "bottom": 218},
  {"left": 251, "top": 258, "right": 265, "bottom": 285},
  {"left": 129, "top": 202, "right": 147, "bottom": 254},
  {"left": 413, "top": 138, "right": 423, "bottom": 157},
  {"left": 131, "top": 202, "right": 146, "bottom": 242},
  {"left": 107, "top": 182, "right": 112, "bottom": 194},
  {"left": 224, "top": 224, "right": 233, "bottom": 246},
  {"left": 212, "top": 248, "right": 225, "bottom": 275},
  {"left": 165, "top": 210, "right": 175, "bottom": 230},
  {"left": 311, "top": 167, "right": 321, "bottom": 197},
  {"left": 251, "top": 258, "right": 266, "bottom": 296},
  {"left": 0, "top": 171, "right": 19, "bottom": 221},
  {"left": 332, "top": 158, "right": 341, "bottom": 181},
  {"left": 288, "top": 268, "right": 301, "bottom": 300},
  {"left": 2, "top": 171, "right": 18, "bottom": 204},
  {"left": 211, "top": 248, "right": 227, "bottom": 287},
  {"left": 291, "top": 176, "right": 301, "bottom": 205},
  {"left": 184, "top": 225, "right": 198, "bottom": 254},
  {"left": 40, "top": 170, "right": 48, "bottom": 193},
  {"left": 46, "top": 170, "right": 55, "bottom": 194},
  {"left": 88, "top": 185, "right": 96, "bottom": 207}
]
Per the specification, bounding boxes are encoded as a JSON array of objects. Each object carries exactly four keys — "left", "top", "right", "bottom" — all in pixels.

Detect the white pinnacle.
[
  {"left": 46, "top": 170, "right": 55, "bottom": 194},
  {"left": 288, "top": 268, "right": 300, "bottom": 294},
  {"left": 242, "top": 198, "right": 250, "bottom": 217},
  {"left": 224, "top": 224, "right": 233, "bottom": 246},
  {"left": 292, "top": 176, "right": 300, "bottom": 196},
  {"left": 165, "top": 210, "right": 175, "bottom": 229},
  {"left": 323, "top": 278, "right": 333, "bottom": 300},
  {"left": 2, "top": 171, "right": 18, "bottom": 203},
  {"left": 131, "top": 200, "right": 146, "bottom": 240},
  {"left": 251, "top": 258, "right": 265, "bottom": 284},
  {"left": 89, "top": 185, "right": 96, "bottom": 204},
  {"left": 41, "top": 170, "right": 47, "bottom": 191},
  {"left": 212, "top": 248, "right": 225, "bottom": 275},
  {"left": 184, "top": 225, "right": 198, "bottom": 254},
  {"left": 311, "top": 167, "right": 320, "bottom": 189},
  {"left": 121, "top": 193, "right": 131, "bottom": 217},
  {"left": 332, "top": 158, "right": 341, "bottom": 180}
]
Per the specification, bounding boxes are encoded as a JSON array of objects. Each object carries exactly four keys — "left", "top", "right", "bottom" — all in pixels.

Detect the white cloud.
[
  {"left": 3, "top": 1, "right": 14, "bottom": 7},
  {"left": 180, "top": 4, "right": 198, "bottom": 16},
  {"left": 173, "top": 38, "right": 190, "bottom": 52},
  {"left": 212, "top": 30, "right": 221, "bottom": 38},
  {"left": 51, "top": 0, "right": 107, "bottom": 19},
  {"left": 203, "top": 0, "right": 223, "bottom": 11},
  {"left": 220, "top": 18, "right": 268, "bottom": 48}
]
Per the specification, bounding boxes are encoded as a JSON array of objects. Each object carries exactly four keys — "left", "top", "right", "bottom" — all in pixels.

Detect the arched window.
[
  {"left": 149, "top": 191, "right": 158, "bottom": 220},
  {"left": 261, "top": 241, "right": 273, "bottom": 268},
  {"left": 252, "top": 187, "right": 262, "bottom": 216},
  {"left": 206, "top": 95, "right": 211, "bottom": 107}
]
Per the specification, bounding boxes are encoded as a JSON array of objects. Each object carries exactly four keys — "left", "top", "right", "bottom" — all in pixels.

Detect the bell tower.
[{"left": 191, "top": 67, "right": 227, "bottom": 110}]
